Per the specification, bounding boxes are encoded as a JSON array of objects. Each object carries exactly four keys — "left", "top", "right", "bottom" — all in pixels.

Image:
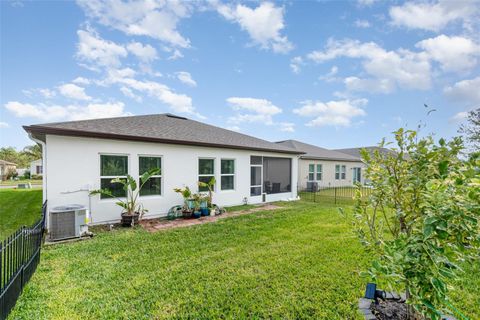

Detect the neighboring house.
[
  {"left": 30, "top": 159, "right": 43, "bottom": 176},
  {"left": 0, "top": 160, "right": 17, "bottom": 181},
  {"left": 276, "top": 140, "right": 366, "bottom": 190},
  {"left": 16, "top": 168, "right": 28, "bottom": 177},
  {"left": 334, "top": 146, "right": 396, "bottom": 159},
  {"left": 24, "top": 113, "right": 302, "bottom": 226}
]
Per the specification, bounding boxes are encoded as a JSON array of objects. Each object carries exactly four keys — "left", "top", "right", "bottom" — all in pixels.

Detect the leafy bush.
[
  {"left": 352, "top": 128, "right": 480, "bottom": 319},
  {"left": 31, "top": 174, "right": 43, "bottom": 180}
]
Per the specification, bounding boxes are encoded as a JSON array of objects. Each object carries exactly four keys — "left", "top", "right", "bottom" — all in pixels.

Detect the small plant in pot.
[
  {"left": 198, "top": 177, "right": 215, "bottom": 208},
  {"left": 192, "top": 193, "right": 202, "bottom": 219},
  {"left": 90, "top": 168, "right": 160, "bottom": 227},
  {"left": 173, "top": 186, "right": 194, "bottom": 218},
  {"left": 199, "top": 195, "right": 210, "bottom": 216}
]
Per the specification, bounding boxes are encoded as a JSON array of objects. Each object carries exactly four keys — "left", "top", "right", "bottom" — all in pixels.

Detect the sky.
[{"left": 1, "top": 0, "right": 479, "bottom": 150}]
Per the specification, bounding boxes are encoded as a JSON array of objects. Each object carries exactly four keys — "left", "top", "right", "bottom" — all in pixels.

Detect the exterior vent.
[
  {"left": 49, "top": 205, "right": 88, "bottom": 241},
  {"left": 262, "top": 193, "right": 266, "bottom": 202},
  {"left": 165, "top": 113, "right": 187, "bottom": 120}
]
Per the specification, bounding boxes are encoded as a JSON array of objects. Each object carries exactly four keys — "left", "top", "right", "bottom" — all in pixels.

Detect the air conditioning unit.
[
  {"left": 49, "top": 204, "right": 89, "bottom": 241},
  {"left": 306, "top": 182, "right": 319, "bottom": 192}
]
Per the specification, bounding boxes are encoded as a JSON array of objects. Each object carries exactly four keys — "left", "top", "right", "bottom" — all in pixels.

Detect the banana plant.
[
  {"left": 198, "top": 176, "right": 215, "bottom": 207},
  {"left": 90, "top": 168, "right": 160, "bottom": 219}
]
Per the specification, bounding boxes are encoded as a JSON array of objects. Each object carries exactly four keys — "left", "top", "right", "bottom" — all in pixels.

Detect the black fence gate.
[
  {"left": 0, "top": 201, "right": 46, "bottom": 320},
  {"left": 298, "top": 185, "right": 373, "bottom": 205}
]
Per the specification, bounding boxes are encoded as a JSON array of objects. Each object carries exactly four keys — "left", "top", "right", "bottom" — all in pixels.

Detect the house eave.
[
  {"left": 23, "top": 125, "right": 305, "bottom": 155},
  {"left": 299, "top": 156, "right": 363, "bottom": 162}
]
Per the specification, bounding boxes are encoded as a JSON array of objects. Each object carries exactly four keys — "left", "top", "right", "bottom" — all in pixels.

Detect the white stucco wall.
[
  {"left": 44, "top": 135, "right": 298, "bottom": 226},
  {"left": 297, "top": 158, "right": 366, "bottom": 189}
]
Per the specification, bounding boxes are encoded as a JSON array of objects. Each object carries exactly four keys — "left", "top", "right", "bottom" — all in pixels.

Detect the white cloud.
[
  {"left": 293, "top": 99, "right": 367, "bottom": 127},
  {"left": 443, "top": 77, "right": 480, "bottom": 107},
  {"left": 450, "top": 111, "right": 469, "bottom": 122},
  {"left": 227, "top": 97, "right": 283, "bottom": 126},
  {"left": 0, "top": 122, "right": 9, "bottom": 128},
  {"left": 226, "top": 125, "right": 241, "bottom": 132},
  {"left": 5, "top": 101, "right": 129, "bottom": 122},
  {"left": 176, "top": 71, "right": 197, "bottom": 87},
  {"left": 355, "top": 19, "right": 371, "bottom": 28},
  {"left": 217, "top": 2, "right": 293, "bottom": 53},
  {"left": 77, "top": 0, "right": 191, "bottom": 49},
  {"left": 58, "top": 83, "right": 92, "bottom": 101},
  {"left": 307, "top": 39, "right": 431, "bottom": 93},
  {"left": 126, "top": 41, "right": 158, "bottom": 63},
  {"left": 72, "top": 77, "right": 91, "bottom": 85},
  {"left": 416, "top": 35, "right": 480, "bottom": 73},
  {"left": 76, "top": 27, "right": 128, "bottom": 69},
  {"left": 389, "top": 0, "right": 479, "bottom": 32},
  {"left": 120, "top": 86, "right": 142, "bottom": 103},
  {"left": 290, "top": 56, "right": 304, "bottom": 74},
  {"left": 357, "top": 0, "right": 378, "bottom": 6},
  {"left": 279, "top": 122, "right": 295, "bottom": 132},
  {"left": 319, "top": 66, "right": 339, "bottom": 82}
]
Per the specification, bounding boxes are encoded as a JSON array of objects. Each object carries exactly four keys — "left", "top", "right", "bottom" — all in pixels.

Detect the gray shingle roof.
[
  {"left": 276, "top": 140, "right": 361, "bottom": 161},
  {"left": 24, "top": 114, "right": 302, "bottom": 155},
  {"left": 334, "top": 146, "right": 396, "bottom": 158}
]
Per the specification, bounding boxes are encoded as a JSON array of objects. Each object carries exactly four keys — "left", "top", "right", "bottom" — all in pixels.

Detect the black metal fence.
[
  {"left": 298, "top": 185, "right": 373, "bottom": 205},
  {"left": 0, "top": 201, "right": 46, "bottom": 320}
]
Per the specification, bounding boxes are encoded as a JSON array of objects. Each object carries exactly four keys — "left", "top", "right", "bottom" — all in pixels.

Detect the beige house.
[
  {"left": 276, "top": 140, "right": 366, "bottom": 190},
  {"left": 0, "top": 160, "right": 17, "bottom": 181}
]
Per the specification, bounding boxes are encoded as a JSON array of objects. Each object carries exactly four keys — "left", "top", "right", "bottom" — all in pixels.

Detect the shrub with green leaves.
[{"left": 352, "top": 128, "right": 479, "bottom": 319}]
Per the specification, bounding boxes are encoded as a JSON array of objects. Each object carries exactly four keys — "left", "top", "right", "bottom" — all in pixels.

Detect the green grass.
[
  {"left": 8, "top": 201, "right": 480, "bottom": 319},
  {"left": 0, "top": 179, "right": 42, "bottom": 186},
  {"left": 0, "top": 189, "right": 43, "bottom": 240}
]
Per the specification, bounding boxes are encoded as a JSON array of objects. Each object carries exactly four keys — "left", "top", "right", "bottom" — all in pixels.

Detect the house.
[
  {"left": 30, "top": 159, "right": 43, "bottom": 177},
  {"left": 276, "top": 140, "right": 366, "bottom": 190},
  {"left": 0, "top": 160, "right": 17, "bottom": 181},
  {"left": 334, "top": 146, "right": 396, "bottom": 159},
  {"left": 23, "top": 113, "right": 302, "bottom": 227}
]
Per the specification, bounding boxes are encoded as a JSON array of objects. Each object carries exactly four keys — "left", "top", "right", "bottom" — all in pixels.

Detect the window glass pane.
[
  {"left": 251, "top": 166, "right": 261, "bottom": 186},
  {"left": 263, "top": 157, "right": 291, "bottom": 194},
  {"left": 199, "top": 176, "right": 214, "bottom": 192},
  {"left": 139, "top": 157, "right": 161, "bottom": 175},
  {"left": 316, "top": 172, "right": 322, "bottom": 180},
  {"left": 101, "top": 155, "right": 128, "bottom": 176},
  {"left": 221, "top": 176, "right": 234, "bottom": 190},
  {"left": 199, "top": 159, "right": 214, "bottom": 175},
  {"left": 316, "top": 164, "right": 322, "bottom": 173},
  {"left": 308, "top": 173, "right": 314, "bottom": 181},
  {"left": 309, "top": 164, "right": 314, "bottom": 173},
  {"left": 100, "top": 178, "right": 126, "bottom": 199},
  {"left": 250, "top": 156, "right": 262, "bottom": 165},
  {"left": 250, "top": 186, "right": 261, "bottom": 196},
  {"left": 140, "top": 177, "right": 161, "bottom": 196},
  {"left": 221, "top": 159, "right": 234, "bottom": 174}
]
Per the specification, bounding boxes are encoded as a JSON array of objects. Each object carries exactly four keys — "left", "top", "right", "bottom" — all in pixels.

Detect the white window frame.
[
  {"left": 316, "top": 164, "right": 322, "bottom": 181},
  {"left": 353, "top": 167, "right": 361, "bottom": 184},
  {"left": 99, "top": 153, "right": 129, "bottom": 200},
  {"left": 220, "top": 158, "right": 235, "bottom": 191},
  {"left": 198, "top": 157, "right": 216, "bottom": 192},
  {"left": 335, "top": 164, "right": 346, "bottom": 180},
  {"left": 250, "top": 156, "right": 263, "bottom": 196},
  {"left": 138, "top": 155, "right": 163, "bottom": 197},
  {"left": 308, "top": 164, "right": 315, "bottom": 181}
]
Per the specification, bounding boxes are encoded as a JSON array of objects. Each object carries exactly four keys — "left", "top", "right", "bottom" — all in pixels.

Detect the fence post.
[
  {"left": 334, "top": 187, "right": 337, "bottom": 205},
  {"left": 313, "top": 189, "right": 316, "bottom": 202}
]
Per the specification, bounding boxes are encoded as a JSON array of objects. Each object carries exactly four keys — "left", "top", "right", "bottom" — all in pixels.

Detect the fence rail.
[
  {"left": 298, "top": 185, "right": 373, "bottom": 205},
  {"left": 0, "top": 201, "right": 46, "bottom": 320}
]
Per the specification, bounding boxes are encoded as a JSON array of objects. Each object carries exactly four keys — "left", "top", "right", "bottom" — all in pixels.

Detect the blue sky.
[{"left": 1, "top": 0, "right": 479, "bottom": 150}]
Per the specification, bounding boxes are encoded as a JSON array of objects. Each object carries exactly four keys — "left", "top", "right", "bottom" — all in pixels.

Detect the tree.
[
  {"left": 459, "top": 108, "right": 480, "bottom": 153},
  {"left": 351, "top": 128, "right": 479, "bottom": 319},
  {"left": 22, "top": 144, "right": 42, "bottom": 159},
  {"left": 0, "top": 145, "right": 42, "bottom": 168}
]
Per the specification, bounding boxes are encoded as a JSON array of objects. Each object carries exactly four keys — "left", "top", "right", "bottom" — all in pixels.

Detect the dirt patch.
[
  {"left": 370, "top": 300, "right": 419, "bottom": 320},
  {"left": 140, "top": 204, "right": 281, "bottom": 232}
]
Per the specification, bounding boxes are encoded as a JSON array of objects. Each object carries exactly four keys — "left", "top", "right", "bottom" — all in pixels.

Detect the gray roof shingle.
[
  {"left": 24, "top": 114, "right": 303, "bottom": 155},
  {"left": 276, "top": 140, "right": 362, "bottom": 161}
]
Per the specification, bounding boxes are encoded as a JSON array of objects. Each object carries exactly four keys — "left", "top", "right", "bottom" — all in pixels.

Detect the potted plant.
[
  {"left": 192, "top": 193, "right": 202, "bottom": 218},
  {"left": 174, "top": 186, "right": 194, "bottom": 217},
  {"left": 200, "top": 195, "right": 209, "bottom": 216},
  {"left": 90, "top": 168, "right": 160, "bottom": 227},
  {"left": 198, "top": 176, "right": 215, "bottom": 208}
]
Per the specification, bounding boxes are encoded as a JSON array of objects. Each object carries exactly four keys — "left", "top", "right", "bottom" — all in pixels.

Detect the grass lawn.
[
  {"left": 8, "top": 201, "right": 480, "bottom": 319},
  {"left": 0, "top": 189, "right": 43, "bottom": 240},
  {"left": 0, "top": 179, "right": 43, "bottom": 186}
]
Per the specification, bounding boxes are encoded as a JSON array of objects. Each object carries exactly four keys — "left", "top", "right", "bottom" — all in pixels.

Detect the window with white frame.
[
  {"left": 335, "top": 164, "right": 346, "bottom": 180},
  {"left": 316, "top": 164, "right": 323, "bottom": 181},
  {"left": 139, "top": 156, "right": 162, "bottom": 196},
  {"left": 100, "top": 154, "right": 128, "bottom": 199},
  {"left": 198, "top": 158, "right": 215, "bottom": 192},
  {"left": 220, "top": 159, "right": 235, "bottom": 190},
  {"left": 308, "top": 164, "right": 315, "bottom": 181}
]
